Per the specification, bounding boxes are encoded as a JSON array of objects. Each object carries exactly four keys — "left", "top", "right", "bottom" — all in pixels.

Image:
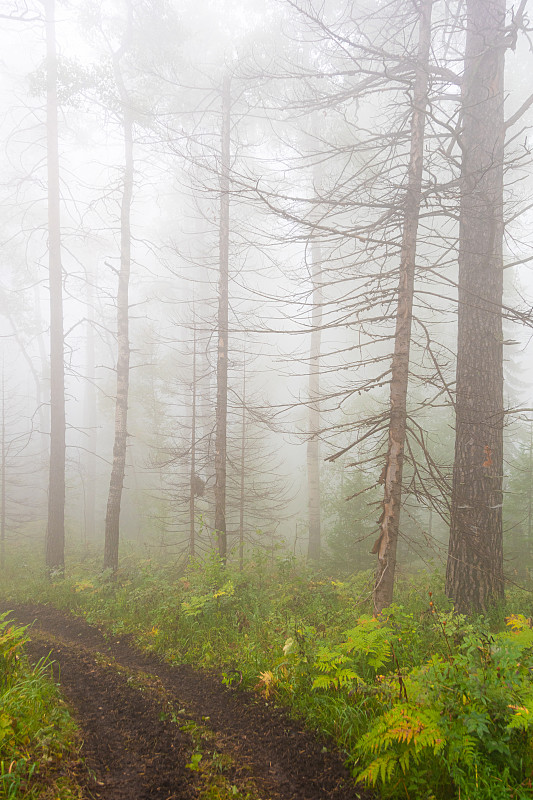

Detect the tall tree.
[
  {"left": 445, "top": 0, "right": 508, "bottom": 613},
  {"left": 214, "top": 73, "right": 231, "bottom": 563},
  {"left": 238, "top": 349, "right": 247, "bottom": 571},
  {"left": 83, "top": 281, "right": 97, "bottom": 548},
  {"left": 103, "top": 9, "right": 134, "bottom": 573},
  {"left": 372, "top": 0, "right": 433, "bottom": 613},
  {"left": 44, "top": 0, "right": 65, "bottom": 574},
  {"left": 307, "top": 186, "right": 323, "bottom": 562},
  {"left": 189, "top": 319, "right": 198, "bottom": 559},
  {"left": 0, "top": 369, "right": 5, "bottom": 570}
]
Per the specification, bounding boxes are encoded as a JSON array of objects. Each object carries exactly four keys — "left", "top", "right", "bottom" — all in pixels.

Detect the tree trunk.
[
  {"left": 214, "top": 74, "right": 231, "bottom": 562},
  {"left": 0, "top": 370, "right": 5, "bottom": 570},
  {"left": 239, "top": 354, "right": 246, "bottom": 571},
  {"left": 189, "top": 322, "right": 197, "bottom": 559},
  {"left": 83, "top": 283, "right": 97, "bottom": 549},
  {"left": 44, "top": 0, "right": 65, "bottom": 574},
  {"left": 307, "top": 228, "right": 322, "bottom": 562},
  {"left": 445, "top": 0, "right": 506, "bottom": 613},
  {"left": 33, "top": 283, "right": 49, "bottom": 465},
  {"left": 103, "top": 104, "right": 133, "bottom": 573},
  {"left": 373, "top": 0, "right": 432, "bottom": 614},
  {"left": 526, "top": 421, "right": 533, "bottom": 564}
]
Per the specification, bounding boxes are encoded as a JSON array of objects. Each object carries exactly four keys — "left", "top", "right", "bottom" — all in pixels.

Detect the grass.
[
  {"left": 0, "top": 612, "right": 83, "bottom": 800},
  {"left": 2, "top": 546, "right": 533, "bottom": 799}
]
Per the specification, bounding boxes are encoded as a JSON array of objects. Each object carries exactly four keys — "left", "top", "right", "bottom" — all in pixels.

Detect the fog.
[{"left": 1, "top": 0, "right": 533, "bottom": 582}]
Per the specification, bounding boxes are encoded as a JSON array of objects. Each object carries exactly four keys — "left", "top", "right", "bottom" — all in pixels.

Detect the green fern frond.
[
  {"left": 357, "top": 752, "right": 397, "bottom": 786},
  {"left": 336, "top": 668, "right": 360, "bottom": 687},
  {"left": 311, "top": 675, "right": 336, "bottom": 690}
]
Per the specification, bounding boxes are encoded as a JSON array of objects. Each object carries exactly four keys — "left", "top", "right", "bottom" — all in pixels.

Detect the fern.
[
  {"left": 314, "top": 645, "right": 349, "bottom": 671},
  {"left": 357, "top": 752, "right": 397, "bottom": 786},
  {"left": 343, "top": 615, "right": 393, "bottom": 669},
  {"left": 357, "top": 704, "right": 445, "bottom": 787},
  {"left": 311, "top": 614, "right": 394, "bottom": 693},
  {"left": 506, "top": 693, "right": 533, "bottom": 732},
  {"left": 311, "top": 646, "right": 361, "bottom": 690},
  {"left": 311, "top": 674, "right": 336, "bottom": 690}
]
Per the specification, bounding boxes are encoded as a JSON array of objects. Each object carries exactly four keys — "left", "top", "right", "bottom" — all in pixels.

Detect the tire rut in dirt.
[
  {"left": 3, "top": 604, "right": 372, "bottom": 800},
  {"left": 22, "top": 637, "right": 196, "bottom": 800}
]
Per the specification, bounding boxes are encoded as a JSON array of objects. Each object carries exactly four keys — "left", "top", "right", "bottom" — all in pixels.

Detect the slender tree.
[
  {"left": 307, "top": 199, "right": 323, "bottom": 562},
  {"left": 214, "top": 73, "right": 231, "bottom": 563},
  {"left": 238, "top": 350, "right": 247, "bottom": 570},
  {"left": 82, "top": 280, "right": 97, "bottom": 548},
  {"left": 0, "top": 369, "right": 5, "bottom": 570},
  {"left": 189, "top": 320, "right": 198, "bottom": 558},
  {"left": 44, "top": 0, "right": 65, "bottom": 574},
  {"left": 372, "top": 0, "right": 433, "bottom": 613},
  {"left": 104, "top": 9, "right": 134, "bottom": 573}
]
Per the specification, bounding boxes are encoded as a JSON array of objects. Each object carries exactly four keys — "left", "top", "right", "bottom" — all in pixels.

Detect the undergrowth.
[
  {"left": 0, "top": 612, "right": 83, "bottom": 799},
  {"left": 3, "top": 548, "right": 533, "bottom": 799}
]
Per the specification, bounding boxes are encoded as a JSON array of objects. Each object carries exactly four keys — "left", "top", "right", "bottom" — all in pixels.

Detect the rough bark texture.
[
  {"left": 104, "top": 91, "right": 133, "bottom": 573},
  {"left": 214, "top": 75, "right": 231, "bottom": 562},
  {"left": 45, "top": 0, "right": 65, "bottom": 574},
  {"left": 307, "top": 234, "right": 322, "bottom": 562},
  {"left": 373, "top": 0, "right": 432, "bottom": 614},
  {"left": 446, "top": 0, "right": 506, "bottom": 614}
]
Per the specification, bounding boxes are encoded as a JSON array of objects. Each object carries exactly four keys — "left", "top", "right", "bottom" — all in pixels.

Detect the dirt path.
[{"left": 2, "top": 604, "right": 372, "bottom": 800}]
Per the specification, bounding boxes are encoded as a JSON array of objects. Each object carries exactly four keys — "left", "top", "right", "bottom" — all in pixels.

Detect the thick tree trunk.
[
  {"left": 373, "top": 0, "right": 432, "bottom": 614},
  {"left": 214, "top": 74, "right": 231, "bottom": 562},
  {"left": 45, "top": 0, "right": 65, "bottom": 574},
  {"left": 307, "top": 233, "right": 322, "bottom": 562},
  {"left": 103, "top": 105, "right": 133, "bottom": 573},
  {"left": 446, "top": 0, "right": 506, "bottom": 614}
]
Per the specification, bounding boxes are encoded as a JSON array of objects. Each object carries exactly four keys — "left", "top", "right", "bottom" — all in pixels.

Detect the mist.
[{"left": 0, "top": 0, "right": 532, "bottom": 594}]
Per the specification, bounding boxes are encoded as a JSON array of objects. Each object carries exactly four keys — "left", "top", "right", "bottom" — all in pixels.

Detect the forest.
[{"left": 1, "top": 0, "right": 533, "bottom": 798}]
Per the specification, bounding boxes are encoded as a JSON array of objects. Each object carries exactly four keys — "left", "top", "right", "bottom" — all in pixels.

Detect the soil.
[{"left": 1, "top": 603, "right": 375, "bottom": 800}]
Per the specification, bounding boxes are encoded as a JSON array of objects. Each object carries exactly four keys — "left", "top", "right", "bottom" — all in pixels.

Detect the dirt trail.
[{"left": 2, "top": 604, "right": 371, "bottom": 800}]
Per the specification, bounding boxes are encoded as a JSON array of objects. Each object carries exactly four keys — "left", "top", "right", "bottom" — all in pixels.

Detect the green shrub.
[
  {"left": 356, "top": 612, "right": 533, "bottom": 799},
  {"left": 5, "top": 549, "right": 533, "bottom": 799}
]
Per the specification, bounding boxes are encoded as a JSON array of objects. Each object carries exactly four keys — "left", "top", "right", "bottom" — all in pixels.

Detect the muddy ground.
[{"left": 1, "top": 604, "right": 374, "bottom": 800}]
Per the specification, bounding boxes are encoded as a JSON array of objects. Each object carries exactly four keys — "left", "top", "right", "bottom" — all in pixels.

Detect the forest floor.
[{"left": 0, "top": 603, "right": 372, "bottom": 800}]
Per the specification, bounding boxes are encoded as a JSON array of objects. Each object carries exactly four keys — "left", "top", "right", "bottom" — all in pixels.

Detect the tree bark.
[
  {"left": 214, "top": 74, "right": 231, "bottom": 562},
  {"left": 527, "top": 420, "right": 533, "bottom": 564},
  {"left": 373, "top": 0, "right": 432, "bottom": 614},
  {"left": 44, "top": 0, "right": 65, "bottom": 574},
  {"left": 1, "top": 369, "right": 5, "bottom": 570},
  {"left": 446, "top": 0, "right": 506, "bottom": 614},
  {"left": 189, "top": 322, "right": 197, "bottom": 559},
  {"left": 239, "top": 354, "right": 246, "bottom": 571},
  {"left": 83, "top": 283, "right": 97, "bottom": 549},
  {"left": 103, "top": 98, "right": 133, "bottom": 573},
  {"left": 307, "top": 228, "right": 322, "bottom": 562}
]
